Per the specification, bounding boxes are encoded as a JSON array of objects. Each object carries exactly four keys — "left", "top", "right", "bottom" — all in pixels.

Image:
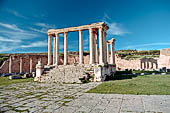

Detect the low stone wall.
[
  {"left": 0, "top": 54, "right": 90, "bottom": 74},
  {"left": 115, "top": 55, "right": 141, "bottom": 70},
  {"left": 0, "top": 55, "right": 48, "bottom": 74}
]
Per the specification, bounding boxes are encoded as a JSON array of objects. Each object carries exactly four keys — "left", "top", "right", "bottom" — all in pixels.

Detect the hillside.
[{"left": 116, "top": 50, "right": 160, "bottom": 60}]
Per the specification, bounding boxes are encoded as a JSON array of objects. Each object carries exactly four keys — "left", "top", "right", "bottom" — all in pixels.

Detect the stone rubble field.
[{"left": 0, "top": 82, "right": 170, "bottom": 113}]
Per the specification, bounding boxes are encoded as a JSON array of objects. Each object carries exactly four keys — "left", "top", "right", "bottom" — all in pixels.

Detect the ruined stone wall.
[
  {"left": 0, "top": 55, "right": 48, "bottom": 73},
  {"left": 1, "top": 51, "right": 166, "bottom": 74},
  {"left": 115, "top": 55, "right": 141, "bottom": 70},
  {"left": 0, "top": 60, "right": 9, "bottom": 73},
  {"left": 158, "top": 48, "right": 170, "bottom": 68},
  {"left": 0, "top": 54, "right": 90, "bottom": 74}
]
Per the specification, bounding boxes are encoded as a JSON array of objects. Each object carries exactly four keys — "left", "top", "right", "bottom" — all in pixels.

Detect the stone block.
[{"left": 9, "top": 74, "right": 22, "bottom": 80}]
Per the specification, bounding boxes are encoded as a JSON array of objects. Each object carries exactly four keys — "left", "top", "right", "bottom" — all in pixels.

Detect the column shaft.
[
  {"left": 95, "top": 32, "right": 99, "bottom": 64},
  {"left": 56, "top": 33, "right": 59, "bottom": 65},
  {"left": 30, "top": 58, "right": 32, "bottom": 73},
  {"left": 48, "top": 35, "right": 52, "bottom": 65},
  {"left": 64, "top": 32, "right": 68, "bottom": 65},
  {"left": 89, "top": 28, "right": 95, "bottom": 64},
  {"left": 79, "top": 30, "right": 83, "bottom": 64},
  {"left": 106, "top": 43, "right": 109, "bottom": 63},
  {"left": 20, "top": 57, "right": 22, "bottom": 73},
  {"left": 9, "top": 56, "right": 12, "bottom": 73},
  {"left": 99, "top": 27, "right": 104, "bottom": 64},
  {"left": 53, "top": 36, "right": 56, "bottom": 64},
  {"left": 110, "top": 39, "right": 115, "bottom": 65},
  {"left": 103, "top": 31, "right": 107, "bottom": 64},
  {"left": 140, "top": 62, "right": 143, "bottom": 69}
]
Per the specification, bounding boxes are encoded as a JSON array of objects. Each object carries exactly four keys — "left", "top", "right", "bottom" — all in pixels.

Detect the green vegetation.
[
  {"left": 0, "top": 55, "right": 9, "bottom": 67},
  {"left": 0, "top": 77, "right": 33, "bottom": 86},
  {"left": 88, "top": 75, "right": 170, "bottom": 95},
  {"left": 116, "top": 49, "right": 160, "bottom": 60}
]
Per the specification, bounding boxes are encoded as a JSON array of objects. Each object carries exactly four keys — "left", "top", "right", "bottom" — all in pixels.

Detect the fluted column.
[
  {"left": 48, "top": 35, "right": 52, "bottom": 65},
  {"left": 147, "top": 61, "right": 149, "bottom": 69},
  {"left": 30, "top": 58, "right": 32, "bottom": 73},
  {"left": 64, "top": 32, "right": 68, "bottom": 65},
  {"left": 99, "top": 27, "right": 104, "bottom": 64},
  {"left": 53, "top": 36, "right": 56, "bottom": 65},
  {"left": 55, "top": 33, "right": 59, "bottom": 65},
  {"left": 9, "top": 56, "right": 12, "bottom": 73},
  {"left": 20, "top": 57, "right": 22, "bottom": 73},
  {"left": 110, "top": 38, "right": 115, "bottom": 65},
  {"left": 106, "top": 43, "right": 109, "bottom": 63},
  {"left": 103, "top": 31, "right": 107, "bottom": 64},
  {"left": 89, "top": 28, "right": 95, "bottom": 64},
  {"left": 79, "top": 30, "right": 83, "bottom": 64},
  {"left": 95, "top": 33, "right": 99, "bottom": 64},
  {"left": 140, "top": 62, "right": 143, "bottom": 69},
  {"left": 144, "top": 62, "right": 146, "bottom": 69}
]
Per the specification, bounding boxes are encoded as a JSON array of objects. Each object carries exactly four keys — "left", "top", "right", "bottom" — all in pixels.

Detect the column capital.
[
  {"left": 48, "top": 34, "right": 52, "bottom": 37},
  {"left": 55, "top": 32, "right": 59, "bottom": 36}
]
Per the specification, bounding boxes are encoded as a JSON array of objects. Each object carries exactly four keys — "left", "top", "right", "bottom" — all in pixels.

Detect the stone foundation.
[{"left": 38, "top": 64, "right": 116, "bottom": 83}]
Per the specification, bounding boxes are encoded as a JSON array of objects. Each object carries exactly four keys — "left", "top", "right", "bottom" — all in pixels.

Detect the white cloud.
[
  {"left": 29, "top": 23, "right": 56, "bottom": 34},
  {"left": 29, "top": 27, "right": 47, "bottom": 34},
  {"left": 35, "top": 23, "right": 56, "bottom": 29},
  {"left": 21, "top": 40, "right": 47, "bottom": 48},
  {"left": 107, "top": 22, "right": 130, "bottom": 36},
  {"left": 0, "top": 22, "right": 23, "bottom": 32},
  {"left": 102, "top": 13, "right": 130, "bottom": 36},
  {"left": 6, "top": 9, "right": 27, "bottom": 19},
  {"left": 0, "top": 36, "right": 21, "bottom": 43},
  {"left": 125, "top": 42, "right": 170, "bottom": 49}
]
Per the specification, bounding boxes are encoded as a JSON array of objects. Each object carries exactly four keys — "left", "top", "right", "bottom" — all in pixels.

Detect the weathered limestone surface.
[
  {"left": 1, "top": 82, "right": 170, "bottom": 113},
  {"left": 0, "top": 55, "right": 48, "bottom": 74},
  {"left": 40, "top": 64, "right": 93, "bottom": 83},
  {"left": 158, "top": 48, "right": 170, "bottom": 68}
]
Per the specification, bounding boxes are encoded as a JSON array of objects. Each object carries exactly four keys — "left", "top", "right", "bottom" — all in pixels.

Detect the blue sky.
[{"left": 0, "top": 0, "right": 170, "bottom": 53}]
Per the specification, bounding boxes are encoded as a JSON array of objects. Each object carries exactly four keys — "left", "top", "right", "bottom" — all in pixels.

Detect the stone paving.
[
  {"left": 1, "top": 82, "right": 170, "bottom": 113},
  {"left": 0, "top": 82, "right": 100, "bottom": 113}
]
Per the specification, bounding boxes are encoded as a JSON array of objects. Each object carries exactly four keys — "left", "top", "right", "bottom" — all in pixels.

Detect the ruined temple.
[{"left": 35, "top": 22, "right": 116, "bottom": 83}]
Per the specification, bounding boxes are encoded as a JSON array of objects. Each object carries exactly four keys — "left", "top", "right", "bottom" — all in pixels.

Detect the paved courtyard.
[{"left": 0, "top": 82, "right": 170, "bottom": 113}]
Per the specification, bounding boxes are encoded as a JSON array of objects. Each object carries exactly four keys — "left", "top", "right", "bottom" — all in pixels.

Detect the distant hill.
[{"left": 116, "top": 50, "right": 160, "bottom": 60}]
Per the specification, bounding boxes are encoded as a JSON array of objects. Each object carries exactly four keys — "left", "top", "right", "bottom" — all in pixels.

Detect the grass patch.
[
  {"left": 87, "top": 75, "right": 170, "bottom": 95},
  {"left": 0, "top": 76, "right": 33, "bottom": 86}
]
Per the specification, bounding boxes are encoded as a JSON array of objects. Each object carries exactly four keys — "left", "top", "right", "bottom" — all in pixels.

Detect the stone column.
[
  {"left": 95, "top": 32, "right": 99, "bottom": 64},
  {"left": 55, "top": 33, "right": 59, "bottom": 65},
  {"left": 103, "top": 31, "right": 107, "bottom": 64},
  {"left": 144, "top": 62, "right": 146, "bottom": 69},
  {"left": 30, "top": 58, "right": 32, "bottom": 73},
  {"left": 156, "top": 63, "right": 158, "bottom": 69},
  {"left": 64, "top": 32, "right": 68, "bottom": 65},
  {"left": 140, "top": 62, "right": 143, "bottom": 69},
  {"left": 110, "top": 39, "right": 115, "bottom": 65},
  {"left": 147, "top": 62, "right": 149, "bottom": 69},
  {"left": 48, "top": 35, "right": 52, "bottom": 65},
  {"left": 93, "top": 31, "right": 96, "bottom": 63},
  {"left": 9, "top": 56, "right": 12, "bottom": 73},
  {"left": 79, "top": 30, "right": 83, "bottom": 64},
  {"left": 106, "top": 42, "right": 109, "bottom": 63},
  {"left": 151, "top": 62, "right": 153, "bottom": 69},
  {"left": 89, "top": 28, "right": 95, "bottom": 64},
  {"left": 20, "top": 57, "right": 22, "bottom": 73},
  {"left": 53, "top": 36, "right": 56, "bottom": 65},
  {"left": 99, "top": 27, "right": 104, "bottom": 64}
]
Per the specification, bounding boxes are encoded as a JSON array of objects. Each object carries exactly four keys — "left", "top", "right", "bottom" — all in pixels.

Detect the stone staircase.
[{"left": 39, "top": 64, "right": 94, "bottom": 83}]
